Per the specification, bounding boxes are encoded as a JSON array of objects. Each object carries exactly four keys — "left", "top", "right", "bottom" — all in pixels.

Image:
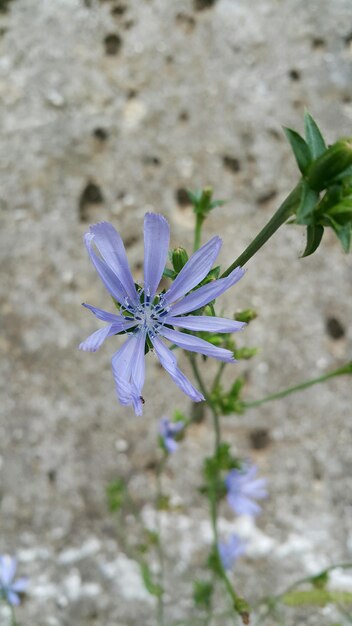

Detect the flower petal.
[
  {"left": 0, "top": 556, "right": 16, "bottom": 586},
  {"left": 169, "top": 267, "right": 245, "bottom": 316},
  {"left": 11, "top": 578, "right": 28, "bottom": 593},
  {"left": 227, "top": 493, "right": 262, "bottom": 517},
  {"left": 111, "top": 332, "right": 146, "bottom": 415},
  {"left": 165, "top": 236, "right": 222, "bottom": 303},
  {"left": 82, "top": 303, "right": 135, "bottom": 325},
  {"left": 88, "top": 222, "right": 138, "bottom": 304},
  {"left": 7, "top": 590, "right": 20, "bottom": 606},
  {"left": 144, "top": 213, "right": 170, "bottom": 298},
  {"left": 159, "top": 327, "right": 235, "bottom": 362},
  {"left": 164, "top": 315, "right": 245, "bottom": 333},
  {"left": 151, "top": 336, "right": 204, "bottom": 402},
  {"left": 84, "top": 232, "right": 130, "bottom": 304}
]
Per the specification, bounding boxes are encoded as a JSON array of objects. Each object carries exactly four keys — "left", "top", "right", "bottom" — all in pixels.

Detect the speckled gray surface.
[{"left": 0, "top": 0, "right": 352, "bottom": 624}]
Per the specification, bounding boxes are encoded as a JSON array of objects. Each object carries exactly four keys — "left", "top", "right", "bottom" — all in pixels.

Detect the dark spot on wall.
[
  {"left": 123, "top": 19, "right": 134, "bottom": 30},
  {"left": 127, "top": 88, "right": 138, "bottom": 99},
  {"left": 223, "top": 155, "right": 241, "bottom": 173},
  {"left": 142, "top": 155, "right": 161, "bottom": 166},
  {"left": 93, "top": 127, "right": 109, "bottom": 141},
  {"left": 256, "top": 189, "right": 277, "bottom": 205},
  {"left": 79, "top": 182, "right": 104, "bottom": 222},
  {"left": 0, "top": 0, "right": 13, "bottom": 12},
  {"left": 104, "top": 33, "right": 122, "bottom": 55},
  {"left": 176, "top": 12, "right": 196, "bottom": 32},
  {"left": 194, "top": 0, "right": 217, "bottom": 10},
  {"left": 175, "top": 187, "right": 191, "bottom": 207},
  {"left": 47, "top": 469, "right": 57, "bottom": 484},
  {"left": 124, "top": 235, "right": 139, "bottom": 249},
  {"left": 289, "top": 68, "right": 301, "bottom": 81},
  {"left": 179, "top": 110, "right": 189, "bottom": 122},
  {"left": 249, "top": 428, "right": 270, "bottom": 450},
  {"left": 111, "top": 3, "right": 127, "bottom": 15},
  {"left": 312, "top": 37, "right": 325, "bottom": 50},
  {"left": 326, "top": 316, "right": 345, "bottom": 340},
  {"left": 267, "top": 128, "right": 282, "bottom": 141},
  {"left": 165, "top": 54, "right": 174, "bottom": 64},
  {"left": 344, "top": 31, "right": 352, "bottom": 47}
]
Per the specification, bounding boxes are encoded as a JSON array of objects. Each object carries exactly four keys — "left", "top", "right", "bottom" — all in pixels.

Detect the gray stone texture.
[{"left": 0, "top": 0, "right": 352, "bottom": 624}]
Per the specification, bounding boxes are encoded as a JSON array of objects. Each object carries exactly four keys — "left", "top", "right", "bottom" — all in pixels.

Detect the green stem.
[
  {"left": 188, "top": 354, "right": 244, "bottom": 621},
  {"left": 194, "top": 215, "right": 205, "bottom": 252},
  {"left": 221, "top": 182, "right": 302, "bottom": 277},
  {"left": 10, "top": 605, "right": 17, "bottom": 626},
  {"left": 243, "top": 362, "right": 352, "bottom": 409},
  {"left": 156, "top": 455, "right": 167, "bottom": 626},
  {"left": 276, "top": 562, "right": 352, "bottom": 599}
]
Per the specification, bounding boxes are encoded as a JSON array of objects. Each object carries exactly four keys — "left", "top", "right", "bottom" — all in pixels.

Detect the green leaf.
[
  {"left": 234, "top": 309, "right": 258, "bottom": 323},
  {"left": 163, "top": 267, "right": 177, "bottom": 279},
  {"left": 296, "top": 182, "right": 319, "bottom": 225},
  {"left": 301, "top": 223, "right": 324, "bottom": 257},
  {"left": 282, "top": 589, "right": 352, "bottom": 607},
  {"left": 140, "top": 563, "right": 163, "bottom": 597},
  {"left": 193, "top": 580, "right": 213, "bottom": 609},
  {"left": 284, "top": 127, "right": 312, "bottom": 174},
  {"left": 304, "top": 111, "right": 327, "bottom": 159},
  {"left": 106, "top": 479, "right": 125, "bottom": 513}
]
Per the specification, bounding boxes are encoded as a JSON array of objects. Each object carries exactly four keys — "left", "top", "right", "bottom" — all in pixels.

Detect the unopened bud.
[
  {"left": 307, "top": 138, "right": 352, "bottom": 191},
  {"left": 172, "top": 247, "right": 189, "bottom": 273},
  {"left": 234, "top": 309, "right": 257, "bottom": 323}
]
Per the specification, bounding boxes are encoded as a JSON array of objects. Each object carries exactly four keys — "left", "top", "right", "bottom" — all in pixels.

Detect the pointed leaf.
[
  {"left": 304, "top": 111, "right": 327, "bottom": 159},
  {"left": 284, "top": 127, "right": 312, "bottom": 174},
  {"left": 296, "top": 182, "right": 319, "bottom": 225},
  {"left": 301, "top": 224, "right": 324, "bottom": 257}
]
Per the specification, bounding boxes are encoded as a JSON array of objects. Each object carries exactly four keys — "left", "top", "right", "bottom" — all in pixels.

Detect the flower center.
[{"left": 122, "top": 290, "right": 170, "bottom": 337}]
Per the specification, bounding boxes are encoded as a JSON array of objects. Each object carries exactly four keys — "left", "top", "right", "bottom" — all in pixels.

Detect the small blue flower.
[
  {"left": 218, "top": 534, "right": 246, "bottom": 571},
  {"left": 0, "top": 555, "right": 28, "bottom": 606},
  {"left": 80, "top": 214, "right": 245, "bottom": 415},
  {"left": 159, "top": 418, "right": 185, "bottom": 453},
  {"left": 225, "top": 464, "right": 267, "bottom": 517}
]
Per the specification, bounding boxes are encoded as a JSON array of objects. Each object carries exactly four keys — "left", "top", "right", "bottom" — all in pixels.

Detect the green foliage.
[
  {"left": 140, "top": 562, "right": 163, "bottom": 597},
  {"left": 106, "top": 479, "right": 125, "bottom": 513},
  {"left": 284, "top": 127, "right": 312, "bottom": 175},
  {"left": 215, "top": 442, "right": 242, "bottom": 471},
  {"left": 188, "top": 187, "right": 225, "bottom": 219},
  {"left": 172, "top": 247, "right": 189, "bottom": 273},
  {"left": 304, "top": 110, "right": 327, "bottom": 159},
  {"left": 282, "top": 589, "right": 352, "bottom": 607},
  {"left": 193, "top": 580, "right": 213, "bottom": 609},
  {"left": 234, "top": 346, "right": 259, "bottom": 360},
  {"left": 234, "top": 309, "right": 258, "bottom": 323},
  {"left": 211, "top": 377, "right": 245, "bottom": 415},
  {"left": 156, "top": 493, "right": 171, "bottom": 510}
]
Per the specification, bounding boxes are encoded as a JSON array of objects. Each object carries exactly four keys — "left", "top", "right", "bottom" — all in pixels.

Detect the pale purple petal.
[
  {"left": 151, "top": 336, "right": 204, "bottom": 402},
  {"left": 143, "top": 213, "right": 170, "bottom": 298},
  {"left": 227, "top": 493, "right": 262, "bottom": 517},
  {"left": 88, "top": 222, "right": 138, "bottom": 304},
  {"left": 159, "top": 327, "right": 235, "bottom": 362},
  {"left": 169, "top": 267, "right": 245, "bottom": 316},
  {"left": 7, "top": 590, "right": 20, "bottom": 606},
  {"left": 82, "top": 303, "right": 135, "bottom": 324},
  {"left": 164, "top": 437, "right": 178, "bottom": 453},
  {"left": 164, "top": 236, "right": 222, "bottom": 304},
  {"left": 218, "top": 534, "right": 246, "bottom": 571},
  {"left": 0, "top": 556, "right": 16, "bottom": 586},
  {"left": 84, "top": 233, "right": 130, "bottom": 304},
  {"left": 11, "top": 578, "right": 28, "bottom": 593},
  {"left": 79, "top": 325, "right": 115, "bottom": 352},
  {"left": 111, "top": 333, "right": 146, "bottom": 415},
  {"left": 164, "top": 315, "right": 245, "bottom": 333}
]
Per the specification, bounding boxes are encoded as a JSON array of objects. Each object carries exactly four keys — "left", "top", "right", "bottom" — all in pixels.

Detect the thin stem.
[
  {"left": 211, "top": 362, "right": 226, "bottom": 395},
  {"left": 155, "top": 454, "right": 167, "bottom": 626},
  {"left": 243, "top": 362, "right": 352, "bottom": 409},
  {"left": 221, "top": 182, "right": 302, "bottom": 277},
  {"left": 188, "top": 354, "right": 243, "bottom": 621},
  {"left": 10, "top": 605, "right": 18, "bottom": 626},
  {"left": 194, "top": 215, "right": 204, "bottom": 252},
  {"left": 276, "top": 562, "right": 352, "bottom": 599}
]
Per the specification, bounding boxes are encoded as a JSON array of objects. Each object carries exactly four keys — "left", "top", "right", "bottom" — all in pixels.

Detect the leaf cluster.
[{"left": 284, "top": 112, "right": 352, "bottom": 255}]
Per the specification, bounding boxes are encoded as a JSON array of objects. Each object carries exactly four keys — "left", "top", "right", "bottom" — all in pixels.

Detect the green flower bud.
[
  {"left": 172, "top": 247, "right": 189, "bottom": 273},
  {"left": 307, "top": 138, "right": 352, "bottom": 191},
  {"left": 234, "top": 309, "right": 257, "bottom": 323}
]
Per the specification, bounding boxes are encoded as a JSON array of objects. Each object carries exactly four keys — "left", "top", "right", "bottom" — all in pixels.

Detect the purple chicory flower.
[
  {"left": 159, "top": 417, "right": 184, "bottom": 453},
  {"left": 79, "top": 214, "right": 245, "bottom": 415},
  {"left": 225, "top": 464, "right": 267, "bottom": 517},
  {"left": 0, "top": 555, "right": 28, "bottom": 606},
  {"left": 218, "top": 534, "right": 246, "bottom": 571}
]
